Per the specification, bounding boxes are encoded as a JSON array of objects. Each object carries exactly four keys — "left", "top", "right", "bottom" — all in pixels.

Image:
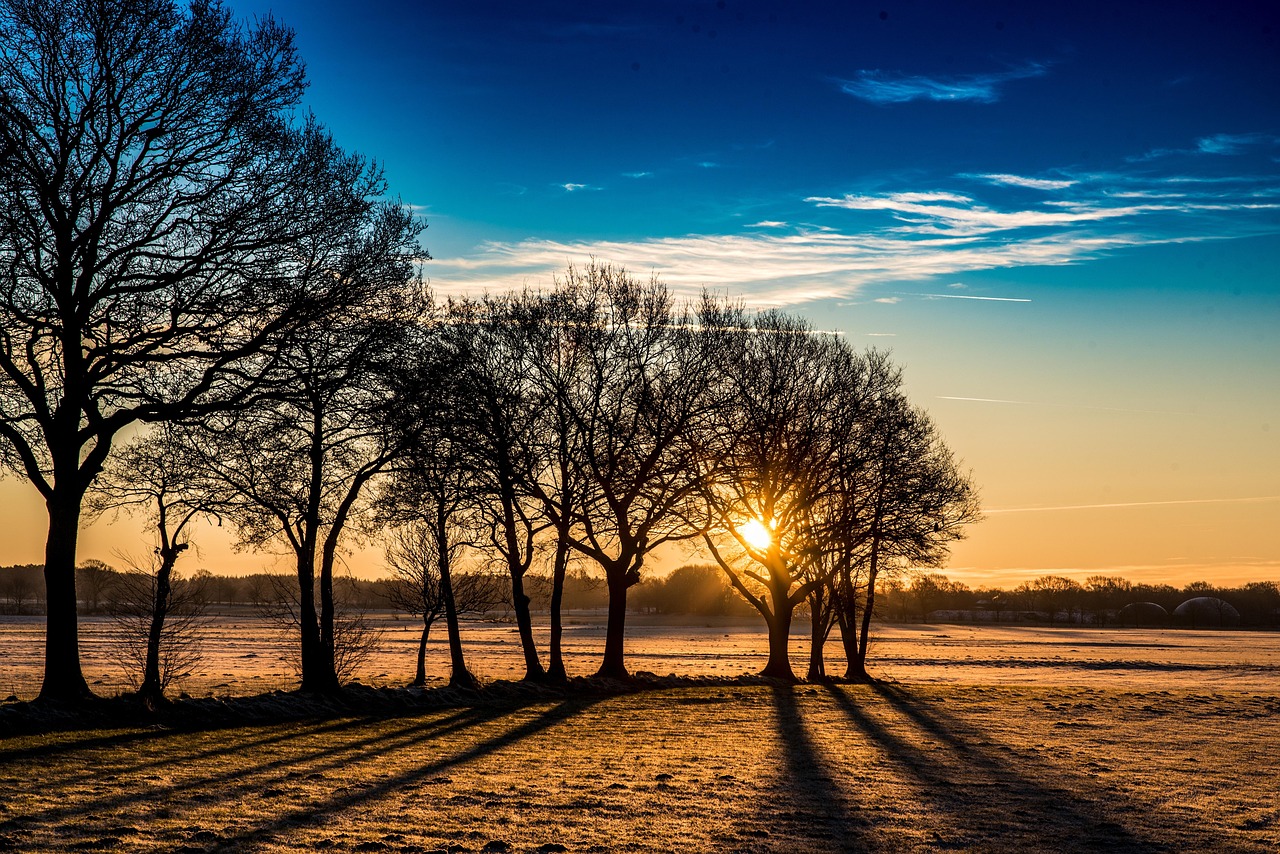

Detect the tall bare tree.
[
  {"left": 828, "top": 379, "right": 981, "bottom": 680},
  {"left": 549, "top": 265, "right": 719, "bottom": 679},
  {"left": 189, "top": 223, "right": 426, "bottom": 694},
  {"left": 445, "top": 298, "right": 551, "bottom": 681},
  {"left": 0, "top": 0, "right": 392, "bottom": 701},
  {"left": 382, "top": 522, "right": 503, "bottom": 686},
  {"left": 384, "top": 322, "right": 486, "bottom": 689},
  {"left": 697, "top": 309, "right": 849, "bottom": 681},
  {"left": 509, "top": 286, "right": 594, "bottom": 682}
]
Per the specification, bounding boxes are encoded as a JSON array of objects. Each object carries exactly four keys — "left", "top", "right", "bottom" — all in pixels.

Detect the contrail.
[
  {"left": 919, "top": 293, "right": 1031, "bottom": 302},
  {"left": 937, "top": 395, "right": 1188, "bottom": 415},
  {"left": 984, "top": 496, "right": 1280, "bottom": 514}
]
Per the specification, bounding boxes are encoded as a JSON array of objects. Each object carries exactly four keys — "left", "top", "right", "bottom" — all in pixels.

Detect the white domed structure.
[
  {"left": 1173, "top": 596, "right": 1240, "bottom": 627},
  {"left": 1118, "top": 601, "right": 1169, "bottom": 627}
]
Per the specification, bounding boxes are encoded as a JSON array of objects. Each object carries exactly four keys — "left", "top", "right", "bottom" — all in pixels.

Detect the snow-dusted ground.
[{"left": 2, "top": 613, "right": 1277, "bottom": 699}]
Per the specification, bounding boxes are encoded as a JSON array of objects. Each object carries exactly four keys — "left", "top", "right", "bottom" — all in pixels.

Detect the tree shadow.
[
  {"left": 212, "top": 694, "right": 607, "bottom": 849},
  {"left": 823, "top": 683, "right": 1189, "bottom": 852},
  {"left": 5, "top": 694, "right": 606, "bottom": 851},
  {"left": 733, "top": 685, "right": 885, "bottom": 853},
  {"left": 0, "top": 713, "right": 397, "bottom": 784},
  {"left": 2, "top": 705, "right": 498, "bottom": 832}
]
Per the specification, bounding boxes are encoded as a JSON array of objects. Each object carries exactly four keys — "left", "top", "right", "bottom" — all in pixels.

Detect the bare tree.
[
  {"left": 257, "top": 572, "right": 384, "bottom": 684},
  {"left": 696, "top": 309, "right": 848, "bottom": 681},
  {"left": 385, "top": 327, "right": 487, "bottom": 689},
  {"left": 382, "top": 522, "right": 503, "bottom": 686},
  {"left": 0, "top": 0, "right": 402, "bottom": 701},
  {"left": 1024, "top": 575, "right": 1083, "bottom": 624},
  {"left": 508, "top": 286, "right": 595, "bottom": 681},
  {"left": 823, "top": 366, "right": 980, "bottom": 681},
  {"left": 184, "top": 204, "right": 424, "bottom": 694},
  {"left": 441, "top": 298, "right": 553, "bottom": 681},
  {"left": 75, "top": 560, "right": 120, "bottom": 615},
  {"left": 550, "top": 265, "right": 720, "bottom": 679},
  {"left": 106, "top": 561, "right": 208, "bottom": 696},
  {"left": 86, "top": 422, "right": 217, "bottom": 704},
  {"left": 0, "top": 564, "right": 40, "bottom": 614}
]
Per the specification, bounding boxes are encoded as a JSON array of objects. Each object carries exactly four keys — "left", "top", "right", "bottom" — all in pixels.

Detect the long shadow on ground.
[
  {"left": 825, "top": 683, "right": 1183, "bottom": 852},
  {"left": 211, "top": 694, "right": 607, "bottom": 850},
  {"left": 3, "top": 706, "right": 497, "bottom": 832},
  {"left": 735, "top": 685, "right": 887, "bottom": 854}
]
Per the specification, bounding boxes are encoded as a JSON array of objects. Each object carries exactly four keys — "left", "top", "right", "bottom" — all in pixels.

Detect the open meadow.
[{"left": 1, "top": 619, "right": 1278, "bottom": 852}]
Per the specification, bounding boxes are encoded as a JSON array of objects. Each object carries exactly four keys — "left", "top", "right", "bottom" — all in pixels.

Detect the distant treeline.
[
  {"left": 0, "top": 562, "right": 613, "bottom": 616},
  {"left": 883, "top": 573, "right": 1280, "bottom": 628},
  {"left": 3, "top": 563, "right": 1274, "bottom": 628}
]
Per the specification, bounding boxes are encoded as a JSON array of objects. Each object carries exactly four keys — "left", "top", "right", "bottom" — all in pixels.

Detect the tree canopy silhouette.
[{"left": 0, "top": 0, "right": 415, "bottom": 700}]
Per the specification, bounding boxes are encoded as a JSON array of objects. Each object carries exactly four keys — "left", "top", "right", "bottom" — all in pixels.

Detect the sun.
[{"left": 738, "top": 518, "right": 773, "bottom": 550}]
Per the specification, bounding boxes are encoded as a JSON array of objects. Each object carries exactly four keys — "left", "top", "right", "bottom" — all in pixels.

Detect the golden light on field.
[{"left": 738, "top": 518, "right": 773, "bottom": 551}]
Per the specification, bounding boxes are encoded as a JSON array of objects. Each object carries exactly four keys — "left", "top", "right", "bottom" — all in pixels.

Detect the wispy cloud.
[
  {"left": 1196, "top": 133, "right": 1272, "bottom": 155},
  {"left": 622, "top": 171, "right": 653, "bottom": 179},
  {"left": 806, "top": 187, "right": 1279, "bottom": 238},
  {"left": 983, "top": 496, "right": 1280, "bottom": 514},
  {"left": 978, "top": 173, "right": 1077, "bottom": 190},
  {"left": 1130, "top": 132, "right": 1278, "bottom": 162},
  {"left": 424, "top": 227, "right": 1165, "bottom": 306},
  {"left": 426, "top": 150, "right": 1280, "bottom": 307},
  {"left": 836, "top": 63, "right": 1048, "bottom": 105},
  {"left": 874, "top": 297, "right": 901, "bottom": 304},
  {"left": 806, "top": 191, "right": 1156, "bottom": 236}
]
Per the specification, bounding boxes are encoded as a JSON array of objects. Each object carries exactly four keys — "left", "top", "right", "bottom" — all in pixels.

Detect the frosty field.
[
  {"left": 1, "top": 619, "right": 1278, "bottom": 852},
  {"left": 3, "top": 615, "right": 1279, "bottom": 698}
]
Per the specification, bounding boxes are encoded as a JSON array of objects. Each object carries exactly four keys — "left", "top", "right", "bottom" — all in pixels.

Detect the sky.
[{"left": 3, "top": 0, "right": 1278, "bottom": 588}]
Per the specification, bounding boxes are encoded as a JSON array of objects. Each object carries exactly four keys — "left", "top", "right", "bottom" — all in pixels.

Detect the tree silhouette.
[
  {"left": 0, "top": 0, "right": 397, "bottom": 701},
  {"left": 697, "top": 309, "right": 850, "bottom": 681},
  {"left": 550, "top": 265, "right": 719, "bottom": 679},
  {"left": 189, "top": 235, "right": 424, "bottom": 694},
  {"left": 382, "top": 522, "right": 503, "bottom": 686},
  {"left": 87, "top": 422, "right": 217, "bottom": 704}
]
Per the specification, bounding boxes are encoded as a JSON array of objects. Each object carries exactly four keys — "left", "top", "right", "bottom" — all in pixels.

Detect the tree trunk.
[
  {"left": 138, "top": 545, "right": 186, "bottom": 705},
  {"left": 39, "top": 489, "right": 92, "bottom": 701},
  {"left": 761, "top": 579, "right": 796, "bottom": 681},
  {"left": 805, "top": 586, "right": 827, "bottom": 682},
  {"left": 596, "top": 570, "right": 631, "bottom": 679},
  {"left": 509, "top": 569, "right": 546, "bottom": 681},
  {"left": 835, "top": 571, "right": 864, "bottom": 681},
  {"left": 297, "top": 559, "right": 339, "bottom": 694},
  {"left": 437, "top": 526, "right": 476, "bottom": 689},
  {"left": 853, "top": 570, "right": 880, "bottom": 682},
  {"left": 319, "top": 549, "right": 338, "bottom": 685},
  {"left": 413, "top": 621, "right": 430, "bottom": 687},
  {"left": 547, "top": 535, "right": 570, "bottom": 682}
]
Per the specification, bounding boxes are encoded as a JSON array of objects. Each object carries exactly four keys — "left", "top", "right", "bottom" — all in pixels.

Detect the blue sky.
[
  {"left": 205, "top": 1, "right": 1280, "bottom": 583},
  {"left": 223, "top": 1, "right": 1280, "bottom": 315},
  {"left": 23, "top": 0, "right": 1280, "bottom": 583}
]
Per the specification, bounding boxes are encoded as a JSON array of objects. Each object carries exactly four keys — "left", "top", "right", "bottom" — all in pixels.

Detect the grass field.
[{"left": 1, "top": 620, "right": 1278, "bottom": 852}]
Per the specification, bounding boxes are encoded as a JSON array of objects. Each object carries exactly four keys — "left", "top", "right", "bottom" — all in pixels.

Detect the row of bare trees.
[{"left": 0, "top": 0, "right": 978, "bottom": 703}]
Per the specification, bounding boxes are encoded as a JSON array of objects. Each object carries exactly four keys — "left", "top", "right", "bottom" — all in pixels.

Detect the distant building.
[
  {"left": 1172, "top": 597, "right": 1240, "bottom": 628},
  {"left": 1118, "top": 602, "right": 1170, "bottom": 627}
]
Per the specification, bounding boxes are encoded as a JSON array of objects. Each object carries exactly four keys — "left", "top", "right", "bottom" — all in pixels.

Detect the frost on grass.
[{"left": 1, "top": 684, "right": 1279, "bottom": 853}]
